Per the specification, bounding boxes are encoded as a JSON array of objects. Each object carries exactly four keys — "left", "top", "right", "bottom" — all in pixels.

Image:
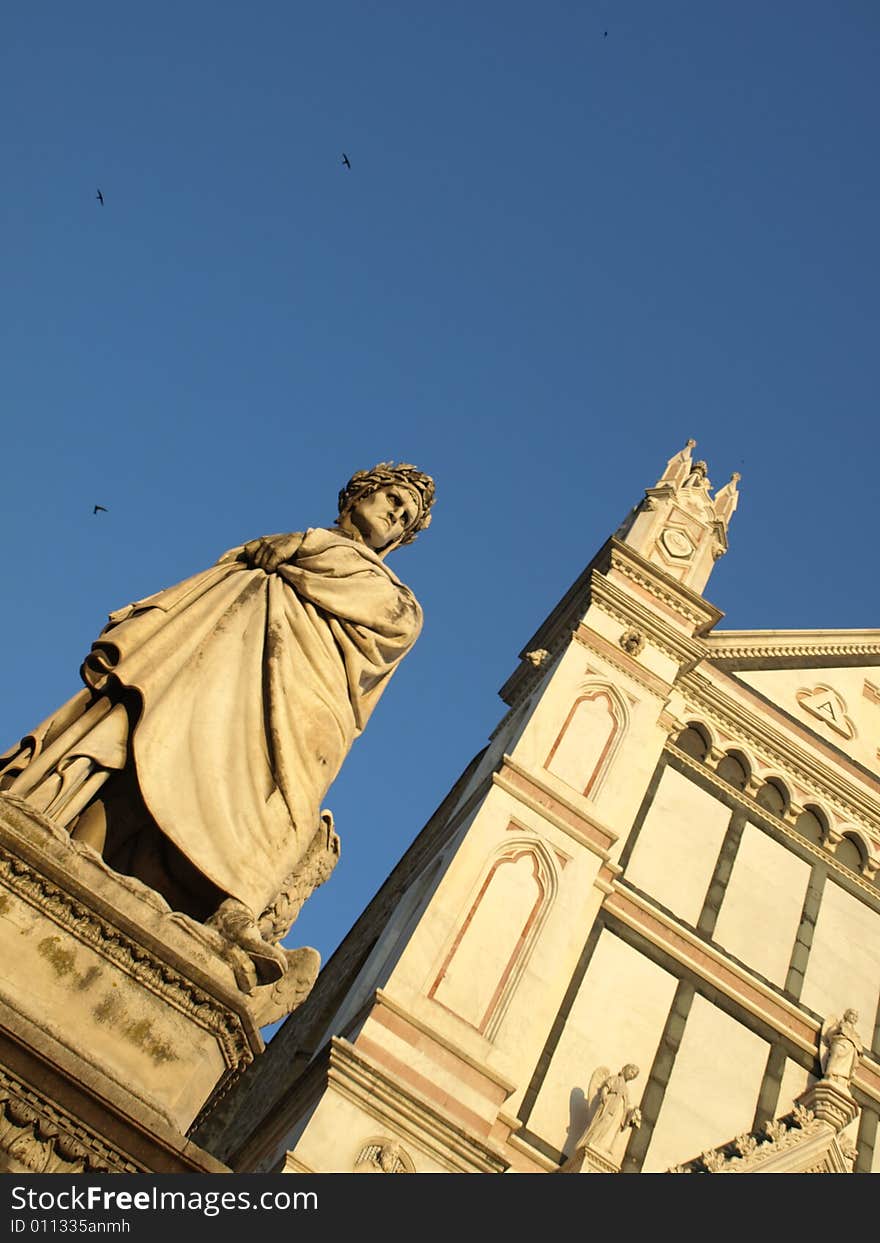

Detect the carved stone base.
[
  {"left": 558, "top": 1142, "right": 621, "bottom": 1173},
  {"left": 668, "top": 1086, "right": 860, "bottom": 1174},
  {"left": 798, "top": 1079, "right": 859, "bottom": 1132},
  {"left": 0, "top": 794, "right": 266, "bottom": 1170}
]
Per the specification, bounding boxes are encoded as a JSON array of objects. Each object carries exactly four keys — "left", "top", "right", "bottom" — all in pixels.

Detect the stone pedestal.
[
  {"left": 0, "top": 794, "right": 264, "bottom": 1172},
  {"left": 558, "top": 1142, "right": 621, "bottom": 1173}
]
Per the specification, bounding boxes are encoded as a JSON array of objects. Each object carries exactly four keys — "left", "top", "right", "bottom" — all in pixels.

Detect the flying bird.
[
  {"left": 96, "top": 189, "right": 104, "bottom": 206},
  {"left": 341, "top": 153, "right": 351, "bottom": 169},
  {"left": 93, "top": 505, "right": 108, "bottom": 514}
]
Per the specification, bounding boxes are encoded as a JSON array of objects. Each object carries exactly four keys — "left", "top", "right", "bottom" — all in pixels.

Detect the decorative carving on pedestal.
[
  {"left": 0, "top": 1066, "right": 137, "bottom": 1174},
  {"left": 0, "top": 817, "right": 252, "bottom": 1075},
  {"left": 0, "top": 794, "right": 255, "bottom": 1168}
]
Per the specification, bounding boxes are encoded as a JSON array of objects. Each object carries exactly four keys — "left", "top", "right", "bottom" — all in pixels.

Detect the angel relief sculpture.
[{"left": 0, "top": 463, "right": 435, "bottom": 1018}]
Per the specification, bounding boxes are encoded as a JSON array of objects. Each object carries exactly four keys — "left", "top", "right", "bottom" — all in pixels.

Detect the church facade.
[{"left": 196, "top": 442, "right": 880, "bottom": 1173}]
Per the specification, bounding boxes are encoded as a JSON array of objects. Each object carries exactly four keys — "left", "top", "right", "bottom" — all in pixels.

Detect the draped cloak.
[{"left": 1, "top": 528, "right": 423, "bottom": 916}]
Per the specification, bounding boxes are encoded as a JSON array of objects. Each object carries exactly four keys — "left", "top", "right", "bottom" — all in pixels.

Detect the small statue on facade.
[
  {"left": 682, "top": 460, "right": 711, "bottom": 490},
  {"left": 0, "top": 463, "right": 435, "bottom": 1002},
  {"left": 576, "top": 1063, "right": 642, "bottom": 1156},
  {"left": 820, "top": 1009, "right": 864, "bottom": 1093}
]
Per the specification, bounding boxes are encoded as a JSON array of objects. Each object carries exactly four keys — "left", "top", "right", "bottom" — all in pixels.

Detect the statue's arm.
[{"left": 218, "top": 532, "right": 306, "bottom": 573}]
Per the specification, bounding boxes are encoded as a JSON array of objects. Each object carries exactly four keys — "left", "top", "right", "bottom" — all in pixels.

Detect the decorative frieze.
[
  {"left": 324, "top": 1038, "right": 508, "bottom": 1173},
  {"left": 573, "top": 625, "right": 670, "bottom": 699},
  {"left": 607, "top": 541, "right": 723, "bottom": 632},
  {"left": 677, "top": 673, "right": 880, "bottom": 852},
  {"left": 588, "top": 572, "right": 707, "bottom": 666},
  {"left": 706, "top": 632, "right": 880, "bottom": 665},
  {"left": 0, "top": 1067, "right": 139, "bottom": 1174},
  {"left": 665, "top": 741, "right": 879, "bottom": 896}
]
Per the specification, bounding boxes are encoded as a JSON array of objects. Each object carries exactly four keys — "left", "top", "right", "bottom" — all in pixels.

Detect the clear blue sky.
[{"left": 3, "top": 3, "right": 878, "bottom": 1036}]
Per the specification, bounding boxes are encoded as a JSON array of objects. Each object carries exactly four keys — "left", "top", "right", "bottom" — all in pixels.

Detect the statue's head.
[
  {"left": 622, "top": 1064, "right": 639, "bottom": 1081},
  {"left": 843, "top": 1008, "right": 859, "bottom": 1024},
  {"left": 337, "top": 462, "right": 436, "bottom": 554}
]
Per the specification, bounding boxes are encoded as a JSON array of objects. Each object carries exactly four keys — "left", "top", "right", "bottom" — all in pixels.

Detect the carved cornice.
[
  {"left": 0, "top": 840, "right": 254, "bottom": 1082},
  {"left": 499, "top": 537, "right": 722, "bottom": 709},
  {"left": 607, "top": 540, "right": 723, "bottom": 634},
  {"left": 677, "top": 672, "right": 880, "bottom": 849},
  {"left": 373, "top": 990, "right": 516, "bottom": 1096},
  {"left": 326, "top": 1038, "right": 508, "bottom": 1173},
  {"left": 668, "top": 1105, "right": 826, "bottom": 1174},
  {"left": 705, "top": 631, "right": 880, "bottom": 669},
  {"left": 0, "top": 1065, "right": 139, "bottom": 1173},
  {"left": 494, "top": 757, "right": 618, "bottom": 857},
  {"left": 587, "top": 573, "right": 707, "bottom": 667},
  {"left": 572, "top": 625, "right": 670, "bottom": 701},
  {"left": 499, "top": 649, "right": 562, "bottom": 713}
]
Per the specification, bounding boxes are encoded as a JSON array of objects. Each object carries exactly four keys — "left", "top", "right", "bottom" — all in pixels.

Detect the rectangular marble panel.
[
  {"left": 800, "top": 878, "right": 880, "bottom": 1039},
  {"left": 527, "top": 929, "right": 678, "bottom": 1158},
  {"left": 624, "top": 767, "right": 731, "bottom": 927},
  {"left": 777, "top": 1057, "right": 814, "bottom": 1117},
  {"left": 711, "top": 822, "right": 810, "bottom": 986},
  {"left": 642, "top": 994, "right": 769, "bottom": 1172}
]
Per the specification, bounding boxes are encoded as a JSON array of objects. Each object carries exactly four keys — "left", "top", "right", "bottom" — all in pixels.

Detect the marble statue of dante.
[{"left": 0, "top": 462, "right": 435, "bottom": 982}]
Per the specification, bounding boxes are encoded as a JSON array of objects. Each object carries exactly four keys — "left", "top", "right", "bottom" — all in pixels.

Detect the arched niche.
[
  {"left": 836, "top": 831, "right": 870, "bottom": 875},
  {"left": 755, "top": 776, "right": 790, "bottom": 817},
  {"left": 428, "top": 837, "right": 559, "bottom": 1040},
  {"left": 716, "top": 749, "right": 750, "bottom": 791},
  {"left": 544, "top": 683, "right": 629, "bottom": 798},
  {"left": 675, "top": 722, "right": 711, "bottom": 761},
  {"left": 795, "top": 804, "right": 829, "bottom": 846}
]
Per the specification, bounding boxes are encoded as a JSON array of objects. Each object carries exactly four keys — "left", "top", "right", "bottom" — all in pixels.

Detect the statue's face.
[{"left": 348, "top": 485, "right": 420, "bottom": 550}]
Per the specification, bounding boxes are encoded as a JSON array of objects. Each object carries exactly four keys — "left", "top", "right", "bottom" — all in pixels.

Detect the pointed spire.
[
  {"left": 617, "top": 441, "right": 742, "bottom": 597},
  {"left": 657, "top": 438, "right": 697, "bottom": 488},
  {"left": 713, "top": 472, "right": 741, "bottom": 526}
]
